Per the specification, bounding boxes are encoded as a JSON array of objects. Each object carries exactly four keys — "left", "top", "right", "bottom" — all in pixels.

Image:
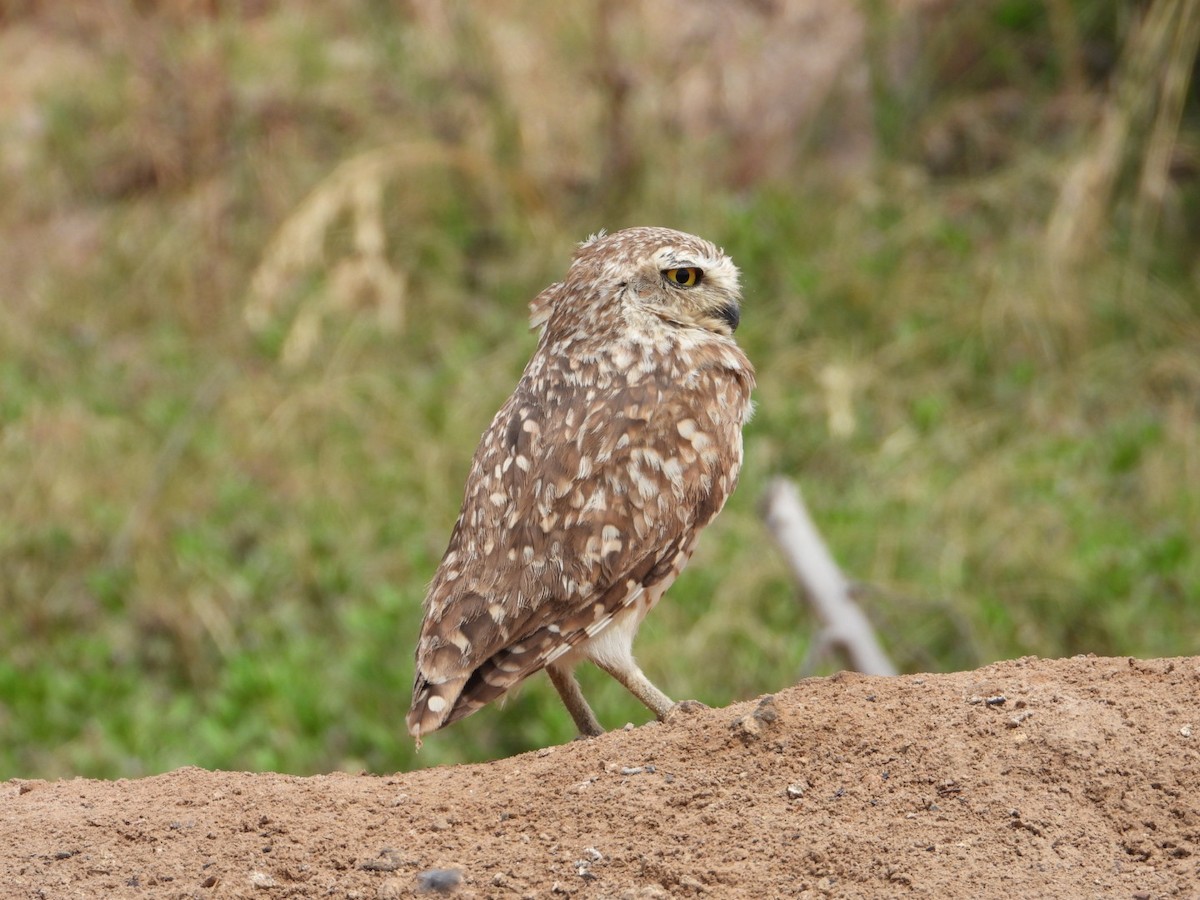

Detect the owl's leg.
[
  {"left": 546, "top": 663, "right": 604, "bottom": 737},
  {"left": 591, "top": 657, "right": 676, "bottom": 720}
]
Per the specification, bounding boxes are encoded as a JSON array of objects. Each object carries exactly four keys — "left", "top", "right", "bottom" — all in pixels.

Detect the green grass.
[{"left": 0, "top": 2, "right": 1196, "bottom": 778}]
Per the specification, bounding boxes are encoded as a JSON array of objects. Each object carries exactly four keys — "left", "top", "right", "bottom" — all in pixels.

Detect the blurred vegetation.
[{"left": 0, "top": 0, "right": 1197, "bottom": 778}]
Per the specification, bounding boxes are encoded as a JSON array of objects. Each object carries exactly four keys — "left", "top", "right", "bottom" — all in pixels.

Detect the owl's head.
[{"left": 530, "top": 227, "right": 743, "bottom": 340}]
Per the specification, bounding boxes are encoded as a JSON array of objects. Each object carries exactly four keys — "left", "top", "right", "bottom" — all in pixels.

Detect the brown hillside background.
[{"left": 5, "top": 655, "right": 1199, "bottom": 898}]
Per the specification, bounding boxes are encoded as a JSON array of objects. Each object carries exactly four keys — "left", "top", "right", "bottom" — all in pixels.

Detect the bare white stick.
[{"left": 761, "top": 477, "right": 897, "bottom": 677}]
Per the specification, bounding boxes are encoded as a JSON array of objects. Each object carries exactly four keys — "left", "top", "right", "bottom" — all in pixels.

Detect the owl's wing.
[{"left": 407, "top": 362, "right": 746, "bottom": 740}]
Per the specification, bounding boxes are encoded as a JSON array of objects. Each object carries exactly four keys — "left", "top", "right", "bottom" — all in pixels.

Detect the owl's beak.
[{"left": 716, "top": 302, "right": 741, "bottom": 333}]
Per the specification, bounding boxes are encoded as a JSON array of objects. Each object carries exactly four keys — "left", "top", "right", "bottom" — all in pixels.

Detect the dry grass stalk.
[
  {"left": 1130, "top": 0, "right": 1200, "bottom": 264},
  {"left": 1047, "top": 0, "right": 1199, "bottom": 272},
  {"left": 245, "top": 143, "right": 512, "bottom": 369}
]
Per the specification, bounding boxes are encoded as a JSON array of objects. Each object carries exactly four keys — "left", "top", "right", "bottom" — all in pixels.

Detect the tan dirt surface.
[{"left": 3, "top": 655, "right": 1199, "bottom": 899}]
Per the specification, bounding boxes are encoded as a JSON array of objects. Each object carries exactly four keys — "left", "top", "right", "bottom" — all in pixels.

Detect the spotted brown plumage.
[{"left": 407, "top": 227, "right": 756, "bottom": 745}]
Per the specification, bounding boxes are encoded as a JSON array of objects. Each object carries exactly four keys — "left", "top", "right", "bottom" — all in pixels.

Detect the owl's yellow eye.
[{"left": 663, "top": 267, "right": 703, "bottom": 288}]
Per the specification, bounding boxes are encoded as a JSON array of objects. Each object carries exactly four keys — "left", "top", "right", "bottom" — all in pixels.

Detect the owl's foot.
[{"left": 663, "top": 699, "right": 709, "bottom": 723}]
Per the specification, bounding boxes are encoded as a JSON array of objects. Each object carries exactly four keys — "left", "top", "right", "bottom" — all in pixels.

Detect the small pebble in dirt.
[
  {"left": 620, "top": 765, "right": 656, "bottom": 775},
  {"left": 985, "top": 695, "right": 1007, "bottom": 706},
  {"left": 574, "top": 847, "right": 603, "bottom": 880},
  {"left": 729, "top": 696, "right": 780, "bottom": 742},
  {"left": 248, "top": 871, "right": 277, "bottom": 889},
  {"left": 753, "top": 695, "right": 779, "bottom": 723},
  {"left": 786, "top": 783, "right": 806, "bottom": 800},
  {"left": 416, "top": 868, "right": 463, "bottom": 894},
  {"left": 1181, "top": 724, "right": 1193, "bottom": 738},
  {"left": 361, "top": 849, "right": 405, "bottom": 872}
]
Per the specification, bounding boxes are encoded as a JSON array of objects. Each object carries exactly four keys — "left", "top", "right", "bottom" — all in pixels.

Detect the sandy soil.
[{"left": 3, "top": 655, "right": 1198, "bottom": 899}]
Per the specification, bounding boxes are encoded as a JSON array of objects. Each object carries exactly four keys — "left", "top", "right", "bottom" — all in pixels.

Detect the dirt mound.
[{"left": 3, "top": 655, "right": 1198, "bottom": 898}]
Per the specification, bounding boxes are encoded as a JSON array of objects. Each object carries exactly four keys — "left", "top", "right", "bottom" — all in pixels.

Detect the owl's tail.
[
  {"left": 407, "top": 640, "right": 550, "bottom": 747},
  {"left": 406, "top": 674, "right": 470, "bottom": 749}
]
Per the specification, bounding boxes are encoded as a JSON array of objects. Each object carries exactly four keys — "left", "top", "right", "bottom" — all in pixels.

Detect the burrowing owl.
[{"left": 407, "top": 227, "right": 755, "bottom": 744}]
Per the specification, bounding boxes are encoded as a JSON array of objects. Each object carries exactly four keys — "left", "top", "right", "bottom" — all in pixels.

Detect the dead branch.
[{"left": 761, "top": 477, "right": 897, "bottom": 677}]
